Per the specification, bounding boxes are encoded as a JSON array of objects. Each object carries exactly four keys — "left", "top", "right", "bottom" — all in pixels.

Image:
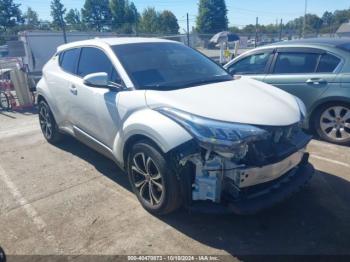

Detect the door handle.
[
  {"left": 306, "top": 78, "right": 327, "bottom": 85},
  {"left": 70, "top": 84, "right": 77, "bottom": 95}
]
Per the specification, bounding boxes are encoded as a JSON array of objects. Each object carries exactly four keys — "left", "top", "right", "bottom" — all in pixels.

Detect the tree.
[
  {"left": 196, "top": 0, "right": 228, "bottom": 34},
  {"left": 124, "top": 2, "right": 139, "bottom": 32},
  {"left": 109, "top": 0, "right": 138, "bottom": 33},
  {"left": 285, "top": 16, "right": 304, "bottom": 37},
  {"left": 333, "top": 9, "right": 350, "bottom": 25},
  {"left": 65, "top": 9, "right": 83, "bottom": 31},
  {"left": 50, "top": 0, "right": 66, "bottom": 29},
  {"left": 38, "top": 20, "right": 51, "bottom": 31},
  {"left": 307, "top": 14, "right": 323, "bottom": 34},
  {"left": 322, "top": 11, "right": 335, "bottom": 27},
  {"left": 139, "top": 7, "right": 159, "bottom": 34},
  {"left": 0, "top": 0, "right": 23, "bottom": 31},
  {"left": 51, "top": 0, "right": 67, "bottom": 42},
  {"left": 240, "top": 24, "right": 255, "bottom": 34},
  {"left": 159, "top": 10, "right": 179, "bottom": 34},
  {"left": 228, "top": 26, "right": 240, "bottom": 33},
  {"left": 82, "top": 0, "right": 111, "bottom": 31},
  {"left": 24, "top": 7, "right": 39, "bottom": 29},
  {"left": 322, "top": 11, "right": 335, "bottom": 34}
]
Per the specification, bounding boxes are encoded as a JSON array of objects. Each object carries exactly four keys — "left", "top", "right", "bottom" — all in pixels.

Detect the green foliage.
[
  {"left": 65, "top": 9, "right": 84, "bottom": 31},
  {"left": 139, "top": 7, "right": 159, "bottom": 34},
  {"left": 50, "top": 0, "right": 66, "bottom": 30},
  {"left": 24, "top": 7, "right": 39, "bottom": 29},
  {"left": 307, "top": 14, "right": 323, "bottom": 33},
  {"left": 138, "top": 8, "right": 179, "bottom": 34},
  {"left": 333, "top": 9, "right": 350, "bottom": 25},
  {"left": 82, "top": 0, "right": 111, "bottom": 31},
  {"left": 322, "top": 11, "right": 334, "bottom": 27},
  {"left": 38, "top": 20, "right": 52, "bottom": 31},
  {"left": 0, "top": 0, "right": 23, "bottom": 31},
  {"left": 109, "top": 0, "right": 139, "bottom": 33},
  {"left": 196, "top": 0, "right": 228, "bottom": 34},
  {"left": 159, "top": 10, "right": 179, "bottom": 34},
  {"left": 229, "top": 8, "right": 350, "bottom": 37}
]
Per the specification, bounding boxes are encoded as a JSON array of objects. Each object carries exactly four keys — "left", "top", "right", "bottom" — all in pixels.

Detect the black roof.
[{"left": 270, "top": 37, "right": 350, "bottom": 47}]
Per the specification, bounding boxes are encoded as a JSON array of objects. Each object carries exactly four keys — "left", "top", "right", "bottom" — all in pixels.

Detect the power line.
[{"left": 302, "top": 0, "right": 308, "bottom": 38}]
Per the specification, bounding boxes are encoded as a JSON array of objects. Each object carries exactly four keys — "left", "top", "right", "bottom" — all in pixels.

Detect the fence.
[{"left": 0, "top": 30, "right": 342, "bottom": 74}]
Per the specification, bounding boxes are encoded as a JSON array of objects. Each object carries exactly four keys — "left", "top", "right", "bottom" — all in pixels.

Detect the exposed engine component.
[
  {"left": 178, "top": 124, "right": 311, "bottom": 205},
  {"left": 180, "top": 149, "right": 306, "bottom": 204},
  {"left": 180, "top": 152, "right": 240, "bottom": 203},
  {"left": 191, "top": 155, "right": 223, "bottom": 202}
]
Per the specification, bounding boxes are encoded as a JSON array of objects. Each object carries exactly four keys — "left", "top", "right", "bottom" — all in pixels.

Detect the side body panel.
[{"left": 263, "top": 73, "right": 340, "bottom": 113}]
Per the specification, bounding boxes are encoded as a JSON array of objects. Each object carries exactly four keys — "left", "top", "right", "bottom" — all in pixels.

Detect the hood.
[{"left": 145, "top": 78, "right": 302, "bottom": 126}]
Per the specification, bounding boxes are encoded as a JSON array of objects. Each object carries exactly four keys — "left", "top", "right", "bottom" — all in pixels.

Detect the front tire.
[
  {"left": 127, "top": 141, "right": 182, "bottom": 215},
  {"left": 38, "top": 100, "right": 63, "bottom": 144},
  {"left": 314, "top": 103, "right": 350, "bottom": 145}
]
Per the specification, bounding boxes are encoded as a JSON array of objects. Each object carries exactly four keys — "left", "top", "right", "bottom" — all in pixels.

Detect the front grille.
[{"left": 241, "top": 123, "right": 311, "bottom": 167}]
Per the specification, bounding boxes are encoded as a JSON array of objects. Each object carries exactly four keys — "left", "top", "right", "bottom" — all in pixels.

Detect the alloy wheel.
[
  {"left": 320, "top": 105, "right": 350, "bottom": 141},
  {"left": 131, "top": 152, "right": 164, "bottom": 206},
  {"left": 39, "top": 104, "right": 53, "bottom": 139}
]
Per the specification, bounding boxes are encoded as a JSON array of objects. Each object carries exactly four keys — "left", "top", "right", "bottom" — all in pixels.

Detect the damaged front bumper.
[
  {"left": 224, "top": 153, "right": 314, "bottom": 214},
  {"left": 172, "top": 128, "right": 315, "bottom": 215}
]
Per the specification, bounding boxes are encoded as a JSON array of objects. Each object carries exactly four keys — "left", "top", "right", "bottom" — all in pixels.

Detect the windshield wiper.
[
  {"left": 139, "top": 83, "right": 180, "bottom": 91},
  {"left": 139, "top": 77, "right": 232, "bottom": 91},
  {"left": 183, "top": 77, "right": 232, "bottom": 88}
]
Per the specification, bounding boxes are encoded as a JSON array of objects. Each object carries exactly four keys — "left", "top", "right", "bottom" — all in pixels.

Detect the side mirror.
[
  {"left": 83, "top": 72, "right": 108, "bottom": 87},
  {"left": 227, "top": 67, "right": 236, "bottom": 76}
]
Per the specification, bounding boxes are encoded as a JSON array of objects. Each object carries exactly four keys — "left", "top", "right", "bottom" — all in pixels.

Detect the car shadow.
[
  {"left": 54, "top": 136, "right": 350, "bottom": 256},
  {"left": 55, "top": 136, "right": 132, "bottom": 192}
]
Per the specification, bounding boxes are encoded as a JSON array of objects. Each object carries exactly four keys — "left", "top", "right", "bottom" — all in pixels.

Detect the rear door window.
[
  {"left": 273, "top": 52, "right": 319, "bottom": 74},
  {"left": 316, "top": 54, "right": 341, "bottom": 73},
  {"left": 77, "top": 47, "right": 120, "bottom": 84},
  {"left": 59, "top": 48, "right": 80, "bottom": 74}
]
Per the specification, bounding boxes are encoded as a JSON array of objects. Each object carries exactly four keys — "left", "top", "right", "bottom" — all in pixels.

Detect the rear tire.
[
  {"left": 127, "top": 140, "right": 182, "bottom": 215},
  {"left": 314, "top": 103, "right": 350, "bottom": 145},
  {"left": 38, "top": 100, "right": 63, "bottom": 144}
]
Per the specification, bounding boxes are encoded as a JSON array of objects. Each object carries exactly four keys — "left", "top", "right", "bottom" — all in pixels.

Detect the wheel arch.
[
  {"left": 122, "top": 134, "right": 164, "bottom": 169},
  {"left": 37, "top": 93, "right": 59, "bottom": 121},
  {"left": 37, "top": 93, "right": 47, "bottom": 104},
  {"left": 113, "top": 109, "right": 193, "bottom": 168}
]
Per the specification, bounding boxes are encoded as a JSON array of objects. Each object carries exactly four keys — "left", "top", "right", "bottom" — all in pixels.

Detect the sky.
[{"left": 19, "top": 0, "right": 350, "bottom": 32}]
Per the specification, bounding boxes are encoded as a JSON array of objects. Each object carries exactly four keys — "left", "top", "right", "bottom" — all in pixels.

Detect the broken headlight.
[{"left": 156, "top": 107, "right": 269, "bottom": 157}]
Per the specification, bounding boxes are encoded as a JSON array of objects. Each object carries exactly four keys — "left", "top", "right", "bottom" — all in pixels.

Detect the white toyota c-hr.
[{"left": 37, "top": 37, "right": 314, "bottom": 215}]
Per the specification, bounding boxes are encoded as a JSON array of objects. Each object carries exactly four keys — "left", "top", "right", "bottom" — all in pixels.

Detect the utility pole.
[
  {"left": 60, "top": 16, "right": 67, "bottom": 43},
  {"left": 255, "top": 17, "right": 258, "bottom": 47},
  {"left": 302, "top": 0, "right": 308, "bottom": 38},
  {"left": 135, "top": 8, "right": 138, "bottom": 36},
  {"left": 186, "top": 13, "right": 190, "bottom": 46},
  {"left": 279, "top": 19, "right": 283, "bottom": 41}
]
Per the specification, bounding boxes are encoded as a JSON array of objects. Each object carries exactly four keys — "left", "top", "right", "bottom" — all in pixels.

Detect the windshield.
[{"left": 112, "top": 42, "right": 232, "bottom": 90}]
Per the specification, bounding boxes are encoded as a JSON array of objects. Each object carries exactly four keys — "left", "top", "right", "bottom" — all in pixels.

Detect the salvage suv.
[{"left": 37, "top": 38, "right": 314, "bottom": 215}]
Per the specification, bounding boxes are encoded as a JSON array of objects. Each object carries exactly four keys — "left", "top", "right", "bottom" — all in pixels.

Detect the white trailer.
[{"left": 19, "top": 31, "right": 119, "bottom": 80}]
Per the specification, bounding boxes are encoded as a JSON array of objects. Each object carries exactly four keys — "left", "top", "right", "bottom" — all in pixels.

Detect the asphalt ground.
[{"left": 0, "top": 109, "right": 349, "bottom": 260}]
